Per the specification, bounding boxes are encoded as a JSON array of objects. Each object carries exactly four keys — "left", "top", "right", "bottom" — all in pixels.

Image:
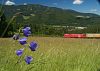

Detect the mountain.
[{"left": 1, "top": 4, "right": 100, "bottom": 27}]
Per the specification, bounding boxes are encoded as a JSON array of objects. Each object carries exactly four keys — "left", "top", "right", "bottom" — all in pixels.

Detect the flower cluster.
[{"left": 13, "top": 26, "right": 38, "bottom": 64}]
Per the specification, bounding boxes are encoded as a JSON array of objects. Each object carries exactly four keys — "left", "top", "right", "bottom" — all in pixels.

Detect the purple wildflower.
[
  {"left": 29, "top": 42, "right": 37, "bottom": 51},
  {"left": 25, "top": 56, "right": 33, "bottom": 64},
  {"left": 13, "top": 34, "right": 19, "bottom": 40},
  {"left": 19, "top": 37, "right": 27, "bottom": 45},
  {"left": 16, "top": 49, "right": 24, "bottom": 56},
  {"left": 14, "top": 26, "right": 38, "bottom": 65},
  {"left": 23, "top": 27, "right": 31, "bottom": 37}
]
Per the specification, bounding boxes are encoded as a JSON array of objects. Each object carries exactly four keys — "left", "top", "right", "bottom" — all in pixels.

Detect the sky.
[{"left": 0, "top": 0, "right": 100, "bottom": 15}]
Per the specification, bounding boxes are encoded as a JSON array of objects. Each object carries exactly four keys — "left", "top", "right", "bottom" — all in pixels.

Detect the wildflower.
[
  {"left": 16, "top": 49, "right": 24, "bottom": 56},
  {"left": 13, "top": 34, "right": 19, "bottom": 40},
  {"left": 29, "top": 42, "right": 37, "bottom": 51},
  {"left": 25, "top": 56, "right": 33, "bottom": 64},
  {"left": 14, "top": 26, "right": 38, "bottom": 64},
  {"left": 19, "top": 37, "right": 27, "bottom": 45},
  {"left": 25, "top": 27, "right": 31, "bottom": 31},
  {"left": 23, "top": 27, "right": 31, "bottom": 37}
]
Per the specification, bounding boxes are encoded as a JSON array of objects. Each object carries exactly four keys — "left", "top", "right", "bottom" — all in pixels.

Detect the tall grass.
[{"left": 0, "top": 37, "right": 100, "bottom": 71}]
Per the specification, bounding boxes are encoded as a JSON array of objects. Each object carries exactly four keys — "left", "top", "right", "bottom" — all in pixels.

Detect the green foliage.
[
  {"left": 0, "top": 4, "right": 100, "bottom": 36},
  {"left": 86, "top": 24, "right": 100, "bottom": 33},
  {"left": 0, "top": 11, "right": 13, "bottom": 37}
]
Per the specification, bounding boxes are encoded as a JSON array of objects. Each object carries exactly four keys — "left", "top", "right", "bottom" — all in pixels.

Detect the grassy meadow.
[{"left": 0, "top": 37, "right": 100, "bottom": 71}]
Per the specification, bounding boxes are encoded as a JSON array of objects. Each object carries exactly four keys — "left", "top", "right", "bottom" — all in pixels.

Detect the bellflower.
[
  {"left": 25, "top": 27, "right": 31, "bottom": 31},
  {"left": 13, "top": 34, "right": 19, "bottom": 40},
  {"left": 23, "top": 27, "right": 31, "bottom": 37},
  {"left": 19, "top": 37, "right": 27, "bottom": 45},
  {"left": 25, "top": 56, "right": 33, "bottom": 64},
  {"left": 14, "top": 26, "right": 38, "bottom": 64},
  {"left": 16, "top": 49, "right": 24, "bottom": 56},
  {"left": 29, "top": 42, "right": 37, "bottom": 51}
]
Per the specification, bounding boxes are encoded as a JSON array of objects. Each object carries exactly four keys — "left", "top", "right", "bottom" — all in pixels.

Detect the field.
[{"left": 0, "top": 37, "right": 100, "bottom": 71}]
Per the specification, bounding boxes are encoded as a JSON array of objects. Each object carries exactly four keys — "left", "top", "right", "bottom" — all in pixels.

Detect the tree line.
[{"left": 0, "top": 11, "right": 100, "bottom": 37}]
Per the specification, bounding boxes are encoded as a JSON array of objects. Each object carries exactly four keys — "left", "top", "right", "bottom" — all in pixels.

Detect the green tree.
[{"left": 0, "top": 11, "right": 13, "bottom": 37}]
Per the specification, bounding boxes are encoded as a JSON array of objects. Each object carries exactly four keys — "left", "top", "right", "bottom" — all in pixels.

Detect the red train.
[{"left": 64, "top": 34, "right": 100, "bottom": 38}]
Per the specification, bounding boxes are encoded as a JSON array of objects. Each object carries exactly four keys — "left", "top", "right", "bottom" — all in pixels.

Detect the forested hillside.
[{"left": 0, "top": 4, "right": 100, "bottom": 37}]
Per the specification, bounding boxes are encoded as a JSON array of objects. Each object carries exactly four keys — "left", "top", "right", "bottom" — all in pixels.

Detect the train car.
[
  {"left": 64, "top": 34, "right": 86, "bottom": 38},
  {"left": 86, "top": 34, "right": 100, "bottom": 38}
]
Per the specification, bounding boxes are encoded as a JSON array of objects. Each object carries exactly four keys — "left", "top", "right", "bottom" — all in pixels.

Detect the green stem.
[{"left": 1, "top": 12, "right": 22, "bottom": 37}]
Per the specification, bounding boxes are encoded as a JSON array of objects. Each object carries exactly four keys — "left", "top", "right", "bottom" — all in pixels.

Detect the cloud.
[
  {"left": 53, "top": 3, "right": 58, "bottom": 5},
  {"left": 5, "top": 0, "right": 15, "bottom": 5},
  {"left": 24, "top": 3, "right": 27, "bottom": 5},
  {"left": 90, "top": 9, "right": 98, "bottom": 12},
  {"left": 89, "top": 9, "right": 100, "bottom": 15},
  {"left": 73, "top": 0, "right": 83, "bottom": 5}
]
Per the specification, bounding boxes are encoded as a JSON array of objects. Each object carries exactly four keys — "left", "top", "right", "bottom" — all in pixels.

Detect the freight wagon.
[{"left": 86, "top": 34, "right": 100, "bottom": 38}]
